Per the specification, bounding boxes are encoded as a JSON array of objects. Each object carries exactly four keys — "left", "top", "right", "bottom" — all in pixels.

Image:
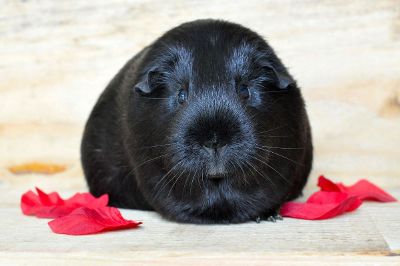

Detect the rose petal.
[
  {"left": 342, "top": 179, "right": 397, "bottom": 202},
  {"left": 282, "top": 176, "right": 395, "bottom": 220},
  {"left": 318, "top": 175, "right": 341, "bottom": 192},
  {"left": 307, "top": 191, "right": 362, "bottom": 212},
  {"left": 317, "top": 176, "right": 396, "bottom": 202},
  {"left": 36, "top": 187, "right": 64, "bottom": 206},
  {"left": 281, "top": 193, "right": 362, "bottom": 220},
  {"left": 21, "top": 190, "right": 42, "bottom": 216},
  {"left": 307, "top": 191, "right": 348, "bottom": 204},
  {"left": 65, "top": 193, "right": 109, "bottom": 209},
  {"left": 48, "top": 207, "right": 142, "bottom": 235},
  {"left": 20, "top": 188, "right": 109, "bottom": 218}
]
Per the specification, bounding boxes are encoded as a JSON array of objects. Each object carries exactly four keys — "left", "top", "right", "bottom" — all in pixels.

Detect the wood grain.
[{"left": 1, "top": 0, "right": 400, "bottom": 264}]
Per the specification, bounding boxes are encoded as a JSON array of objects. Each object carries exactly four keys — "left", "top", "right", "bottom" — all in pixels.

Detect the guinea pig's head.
[{"left": 127, "top": 20, "right": 308, "bottom": 223}]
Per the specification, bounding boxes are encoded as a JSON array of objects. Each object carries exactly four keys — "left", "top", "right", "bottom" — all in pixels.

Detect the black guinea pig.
[{"left": 81, "top": 19, "right": 313, "bottom": 224}]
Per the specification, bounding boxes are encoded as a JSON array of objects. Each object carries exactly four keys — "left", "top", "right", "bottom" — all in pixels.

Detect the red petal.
[
  {"left": 20, "top": 188, "right": 109, "bottom": 218},
  {"left": 21, "top": 190, "right": 42, "bottom": 215},
  {"left": 317, "top": 176, "right": 396, "bottom": 202},
  {"left": 282, "top": 176, "right": 395, "bottom": 220},
  {"left": 64, "top": 193, "right": 109, "bottom": 209},
  {"left": 307, "top": 191, "right": 362, "bottom": 212},
  {"left": 343, "top": 179, "right": 397, "bottom": 202},
  {"left": 317, "top": 175, "right": 341, "bottom": 192},
  {"left": 307, "top": 191, "right": 348, "bottom": 204},
  {"left": 281, "top": 192, "right": 362, "bottom": 220},
  {"left": 48, "top": 207, "right": 142, "bottom": 235},
  {"left": 36, "top": 187, "right": 64, "bottom": 206}
]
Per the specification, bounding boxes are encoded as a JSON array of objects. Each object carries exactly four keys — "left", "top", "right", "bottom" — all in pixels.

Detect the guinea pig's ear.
[
  {"left": 262, "top": 63, "right": 295, "bottom": 90},
  {"left": 134, "top": 67, "right": 162, "bottom": 95}
]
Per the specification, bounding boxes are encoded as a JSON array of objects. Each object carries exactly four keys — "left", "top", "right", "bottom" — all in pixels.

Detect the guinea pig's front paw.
[
  {"left": 255, "top": 209, "right": 283, "bottom": 223},
  {"left": 266, "top": 213, "right": 283, "bottom": 223}
]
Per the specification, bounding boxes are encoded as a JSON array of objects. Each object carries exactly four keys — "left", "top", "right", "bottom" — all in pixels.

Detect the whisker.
[
  {"left": 134, "top": 143, "right": 174, "bottom": 151},
  {"left": 134, "top": 153, "right": 168, "bottom": 170},
  {"left": 237, "top": 162, "right": 250, "bottom": 186},
  {"left": 245, "top": 160, "right": 276, "bottom": 189},
  {"left": 242, "top": 160, "right": 260, "bottom": 187},
  {"left": 254, "top": 162, "right": 278, "bottom": 189},
  {"left": 182, "top": 168, "right": 191, "bottom": 197},
  {"left": 200, "top": 169, "right": 205, "bottom": 193},
  {"left": 189, "top": 168, "right": 197, "bottom": 197},
  {"left": 194, "top": 166, "right": 202, "bottom": 191},
  {"left": 259, "top": 145, "right": 304, "bottom": 150},
  {"left": 183, "top": 165, "right": 199, "bottom": 199},
  {"left": 255, "top": 133, "right": 292, "bottom": 138},
  {"left": 167, "top": 169, "right": 185, "bottom": 198},
  {"left": 244, "top": 160, "right": 282, "bottom": 199},
  {"left": 157, "top": 168, "right": 182, "bottom": 196},
  {"left": 229, "top": 161, "right": 249, "bottom": 186},
  {"left": 154, "top": 160, "right": 183, "bottom": 192},
  {"left": 118, "top": 164, "right": 136, "bottom": 184},
  {"left": 255, "top": 124, "right": 288, "bottom": 136},
  {"left": 249, "top": 154, "right": 291, "bottom": 185},
  {"left": 255, "top": 146, "right": 304, "bottom": 166}
]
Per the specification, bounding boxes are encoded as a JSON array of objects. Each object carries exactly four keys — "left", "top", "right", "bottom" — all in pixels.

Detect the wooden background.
[{"left": 0, "top": 0, "right": 400, "bottom": 264}]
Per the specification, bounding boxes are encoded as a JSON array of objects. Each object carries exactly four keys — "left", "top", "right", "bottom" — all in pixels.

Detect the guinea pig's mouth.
[{"left": 206, "top": 161, "right": 228, "bottom": 179}]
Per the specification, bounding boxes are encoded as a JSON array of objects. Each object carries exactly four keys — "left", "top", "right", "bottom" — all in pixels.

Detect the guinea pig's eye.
[
  {"left": 238, "top": 85, "right": 250, "bottom": 100},
  {"left": 177, "top": 89, "right": 188, "bottom": 104}
]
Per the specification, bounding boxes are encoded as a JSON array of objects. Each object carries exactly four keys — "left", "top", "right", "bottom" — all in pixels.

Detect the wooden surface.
[{"left": 1, "top": 0, "right": 400, "bottom": 265}]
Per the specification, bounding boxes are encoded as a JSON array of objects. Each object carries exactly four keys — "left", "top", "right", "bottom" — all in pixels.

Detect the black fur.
[{"left": 81, "top": 19, "right": 313, "bottom": 224}]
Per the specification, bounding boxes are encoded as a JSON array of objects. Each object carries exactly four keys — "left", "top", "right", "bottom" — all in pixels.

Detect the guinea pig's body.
[{"left": 81, "top": 20, "right": 313, "bottom": 224}]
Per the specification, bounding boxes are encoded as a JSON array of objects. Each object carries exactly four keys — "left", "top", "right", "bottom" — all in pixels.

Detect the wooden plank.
[
  {"left": 0, "top": 0, "right": 400, "bottom": 264},
  {"left": 0, "top": 252, "right": 399, "bottom": 266},
  {"left": 365, "top": 191, "right": 400, "bottom": 253},
  {"left": 0, "top": 206, "right": 392, "bottom": 254}
]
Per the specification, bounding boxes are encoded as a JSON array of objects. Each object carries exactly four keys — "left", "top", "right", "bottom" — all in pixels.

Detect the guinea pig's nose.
[{"left": 203, "top": 133, "right": 227, "bottom": 155}]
